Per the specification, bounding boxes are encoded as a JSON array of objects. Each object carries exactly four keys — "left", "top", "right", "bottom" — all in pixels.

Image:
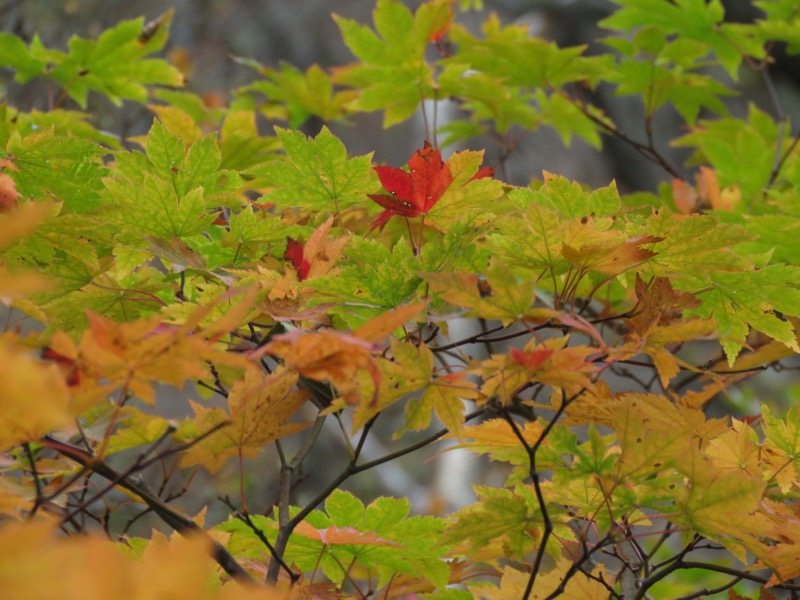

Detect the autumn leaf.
[
  {"left": 262, "top": 303, "right": 425, "bottom": 407},
  {"left": 293, "top": 521, "right": 402, "bottom": 547},
  {"left": 612, "top": 394, "right": 693, "bottom": 479},
  {"left": 628, "top": 274, "right": 702, "bottom": 334},
  {"left": 672, "top": 166, "right": 740, "bottom": 214},
  {"left": 0, "top": 520, "right": 288, "bottom": 599},
  {"left": 390, "top": 341, "right": 478, "bottom": 438},
  {"left": 478, "top": 336, "right": 597, "bottom": 404},
  {"left": 0, "top": 336, "right": 72, "bottom": 450},
  {"left": 0, "top": 173, "right": 19, "bottom": 211},
  {"left": 267, "top": 216, "right": 349, "bottom": 316},
  {"left": 422, "top": 260, "right": 548, "bottom": 326},
  {"left": 368, "top": 141, "right": 494, "bottom": 231},
  {"left": 180, "top": 367, "right": 309, "bottom": 473},
  {"left": 262, "top": 328, "right": 378, "bottom": 405},
  {"left": 368, "top": 141, "right": 453, "bottom": 231},
  {"left": 446, "top": 418, "right": 545, "bottom": 483},
  {"left": 284, "top": 237, "right": 311, "bottom": 281},
  {"left": 470, "top": 560, "right": 611, "bottom": 600},
  {"left": 561, "top": 233, "right": 661, "bottom": 276},
  {"left": 61, "top": 289, "right": 254, "bottom": 409}
]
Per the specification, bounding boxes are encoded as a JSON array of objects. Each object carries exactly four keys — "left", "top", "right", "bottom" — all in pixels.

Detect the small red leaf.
[
  {"left": 284, "top": 238, "right": 311, "bottom": 281},
  {"left": 368, "top": 141, "right": 453, "bottom": 230},
  {"left": 0, "top": 174, "right": 20, "bottom": 212},
  {"left": 468, "top": 166, "right": 495, "bottom": 182},
  {"left": 510, "top": 347, "right": 554, "bottom": 372},
  {"left": 41, "top": 347, "right": 80, "bottom": 387}
]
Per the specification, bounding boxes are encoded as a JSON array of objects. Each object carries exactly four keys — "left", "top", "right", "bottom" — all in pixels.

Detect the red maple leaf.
[
  {"left": 510, "top": 347, "right": 554, "bottom": 372},
  {"left": 284, "top": 237, "right": 311, "bottom": 281},
  {"left": 368, "top": 141, "right": 453, "bottom": 231},
  {"left": 368, "top": 142, "right": 495, "bottom": 232}
]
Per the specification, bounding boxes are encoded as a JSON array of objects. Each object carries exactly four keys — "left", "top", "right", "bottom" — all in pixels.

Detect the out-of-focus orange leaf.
[
  {"left": 0, "top": 520, "right": 288, "bottom": 600},
  {"left": 354, "top": 301, "right": 426, "bottom": 342},
  {"left": 673, "top": 167, "right": 740, "bottom": 214},
  {"left": 0, "top": 337, "right": 72, "bottom": 451},
  {"left": 263, "top": 329, "right": 377, "bottom": 404},
  {"left": 0, "top": 174, "right": 19, "bottom": 211}
]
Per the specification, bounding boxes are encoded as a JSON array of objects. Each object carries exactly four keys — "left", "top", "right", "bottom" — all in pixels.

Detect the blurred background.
[
  {"left": 6, "top": 0, "right": 799, "bottom": 192},
  {"left": 2, "top": 0, "right": 799, "bottom": 526}
]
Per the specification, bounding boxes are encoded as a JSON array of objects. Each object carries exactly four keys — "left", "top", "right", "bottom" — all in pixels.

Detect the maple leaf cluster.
[{"left": 1, "top": 1, "right": 800, "bottom": 599}]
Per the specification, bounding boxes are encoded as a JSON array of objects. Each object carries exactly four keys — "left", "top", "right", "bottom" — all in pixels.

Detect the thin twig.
[{"left": 43, "top": 435, "right": 255, "bottom": 584}]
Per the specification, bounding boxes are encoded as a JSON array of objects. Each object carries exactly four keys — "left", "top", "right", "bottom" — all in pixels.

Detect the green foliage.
[{"left": 3, "top": 1, "right": 800, "bottom": 599}]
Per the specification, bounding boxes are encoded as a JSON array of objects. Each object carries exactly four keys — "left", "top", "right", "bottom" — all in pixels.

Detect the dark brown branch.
[
  {"left": 23, "top": 443, "right": 44, "bottom": 516},
  {"left": 42, "top": 436, "right": 255, "bottom": 585},
  {"left": 501, "top": 388, "right": 586, "bottom": 600}
]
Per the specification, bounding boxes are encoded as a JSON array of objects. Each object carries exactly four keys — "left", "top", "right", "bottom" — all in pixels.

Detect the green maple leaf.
[
  {"left": 49, "top": 11, "right": 183, "bottom": 107},
  {"left": 139, "top": 120, "right": 241, "bottom": 203},
  {"left": 43, "top": 271, "right": 165, "bottom": 332},
  {"left": 235, "top": 62, "right": 356, "bottom": 128},
  {"left": 102, "top": 406, "right": 171, "bottom": 455},
  {"left": 187, "top": 207, "right": 292, "bottom": 270},
  {"left": 218, "top": 110, "right": 281, "bottom": 171},
  {"left": 332, "top": 0, "right": 452, "bottom": 126},
  {"left": 2, "top": 129, "right": 108, "bottom": 213},
  {"left": 490, "top": 176, "right": 622, "bottom": 276},
  {"left": 254, "top": 126, "right": 375, "bottom": 214},
  {"left": 225, "top": 491, "right": 450, "bottom": 589},
  {"left": 692, "top": 266, "right": 800, "bottom": 362},
  {"left": 756, "top": 0, "right": 800, "bottom": 54},
  {"left": 422, "top": 260, "right": 539, "bottom": 326},
  {"left": 446, "top": 17, "right": 611, "bottom": 90},
  {"left": 673, "top": 105, "right": 778, "bottom": 197},
  {"left": 0, "top": 33, "right": 50, "bottom": 83},
  {"left": 441, "top": 18, "right": 611, "bottom": 144},
  {"left": 106, "top": 120, "right": 242, "bottom": 244},
  {"left": 438, "top": 64, "right": 539, "bottom": 137},
  {"left": 106, "top": 173, "right": 214, "bottom": 240},
  {"left": 322, "top": 491, "right": 450, "bottom": 588},
  {"left": 310, "top": 237, "right": 422, "bottom": 327},
  {"left": 7, "top": 108, "right": 122, "bottom": 149},
  {"left": 641, "top": 211, "right": 752, "bottom": 281},
  {"left": 608, "top": 58, "right": 732, "bottom": 126},
  {"left": 601, "top": 0, "right": 762, "bottom": 78},
  {"left": 445, "top": 484, "right": 568, "bottom": 559}
]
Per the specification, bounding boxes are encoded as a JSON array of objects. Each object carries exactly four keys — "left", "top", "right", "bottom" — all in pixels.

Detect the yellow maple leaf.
[
  {"left": 0, "top": 337, "right": 72, "bottom": 451},
  {"left": 478, "top": 336, "right": 597, "bottom": 404},
  {"left": 180, "top": 367, "right": 309, "bottom": 473},
  {"left": 562, "top": 234, "right": 660, "bottom": 276},
  {"left": 470, "top": 561, "right": 611, "bottom": 600},
  {"left": 0, "top": 520, "right": 288, "bottom": 599},
  {"left": 69, "top": 294, "right": 252, "bottom": 406},
  {"left": 704, "top": 418, "right": 761, "bottom": 479}
]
